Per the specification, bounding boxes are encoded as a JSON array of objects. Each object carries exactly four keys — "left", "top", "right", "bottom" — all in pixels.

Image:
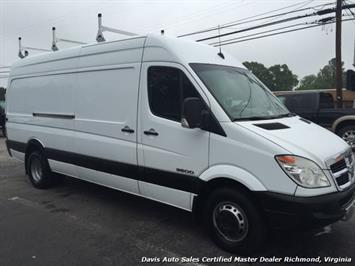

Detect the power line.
[
  {"left": 150, "top": 1, "right": 250, "bottom": 33},
  {"left": 212, "top": 17, "right": 355, "bottom": 47},
  {"left": 178, "top": 0, "right": 315, "bottom": 37},
  {"left": 345, "top": 0, "right": 355, "bottom": 16},
  {"left": 260, "top": 0, "right": 315, "bottom": 25},
  {"left": 197, "top": 13, "right": 315, "bottom": 42},
  {"left": 209, "top": 22, "right": 308, "bottom": 46},
  {"left": 178, "top": 1, "right": 335, "bottom": 38},
  {"left": 210, "top": 14, "right": 348, "bottom": 46},
  {"left": 196, "top": 3, "right": 355, "bottom": 42}
]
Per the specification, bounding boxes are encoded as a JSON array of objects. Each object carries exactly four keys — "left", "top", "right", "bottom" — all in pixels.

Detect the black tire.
[
  {"left": 27, "top": 151, "right": 55, "bottom": 189},
  {"left": 337, "top": 125, "right": 355, "bottom": 149},
  {"left": 204, "top": 187, "right": 266, "bottom": 254}
]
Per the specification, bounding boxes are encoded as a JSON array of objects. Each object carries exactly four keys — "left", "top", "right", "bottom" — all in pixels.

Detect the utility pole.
[{"left": 336, "top": 0, "right": 343, "bottom": 108}]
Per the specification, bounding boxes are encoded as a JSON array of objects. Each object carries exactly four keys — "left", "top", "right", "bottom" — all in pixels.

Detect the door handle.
[
  {"left": 144, "top": 128, "right": 159, "bottom": 136},
  {"left": 121, "top": 126, "right": 135, "bottom": 133}
]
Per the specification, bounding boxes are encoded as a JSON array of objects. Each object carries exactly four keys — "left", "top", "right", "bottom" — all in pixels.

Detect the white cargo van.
[{"left": 5, "top": 34, "right": 355, "bottom": 253}]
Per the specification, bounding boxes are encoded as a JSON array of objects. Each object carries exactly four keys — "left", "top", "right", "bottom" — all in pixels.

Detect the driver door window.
[{"left": 147, "top": 66, "right": 200, "bottom": 122}]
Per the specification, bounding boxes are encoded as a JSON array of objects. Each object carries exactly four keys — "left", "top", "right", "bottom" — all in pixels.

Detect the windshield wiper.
[
  {"left": 271, "top": 112, "right": 296, "bottom": 118},
  {"left": 233, "top": 116, "right": 277, "bottom": 121},
  {"left": 233, "top": 113, "right": 295, "bottom": 121}
]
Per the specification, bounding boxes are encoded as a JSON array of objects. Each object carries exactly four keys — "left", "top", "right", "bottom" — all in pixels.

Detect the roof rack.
[
  {"left": 18, "top": 37, "right": 51, "bottom": 58},
  {"left": 16, "top": 13, "right": 138, "bottom": 59},
  {"left": 51, "top": 27, "right": 87, "bottom": 51},
  {"left": 96, "top": 13, "right": 138, "bottom": 42}
]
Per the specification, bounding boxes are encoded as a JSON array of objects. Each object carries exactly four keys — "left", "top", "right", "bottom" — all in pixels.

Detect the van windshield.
[{"left": 190, "top": 63, "right": 290, "bottom": 121}]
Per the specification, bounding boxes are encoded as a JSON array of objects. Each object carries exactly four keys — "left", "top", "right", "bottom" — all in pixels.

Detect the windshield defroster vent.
[{"left": 253, "top": 122, "right": 290, "bottom": 130}]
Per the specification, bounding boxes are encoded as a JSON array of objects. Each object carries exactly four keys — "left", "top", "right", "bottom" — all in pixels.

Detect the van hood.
[{"left": 235, "top": 116, "right": 350, "bottom": 169}]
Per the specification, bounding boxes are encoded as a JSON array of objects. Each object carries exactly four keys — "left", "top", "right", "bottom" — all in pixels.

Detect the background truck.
[
  {"left": 0, "top": 100, "right": 5, "bottom": 137},
  {"left": 276, "top": 90, "right": 355, "bottom": 148}
]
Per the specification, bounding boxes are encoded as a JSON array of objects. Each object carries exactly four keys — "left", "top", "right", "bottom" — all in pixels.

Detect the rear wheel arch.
[{"left": 25, "top": 139, "right": 46, "bottom": 174}]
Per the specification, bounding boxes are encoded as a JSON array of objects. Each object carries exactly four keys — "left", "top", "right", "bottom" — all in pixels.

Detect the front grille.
[
  {"left": 336, "top": 172, "right": 350, "bottom": 186},
  {"left": 330, "top": 159, "right": 347, "bottom": 173},
  {"left": 329, "top": 152, "right": 353, "bottom": 189}
]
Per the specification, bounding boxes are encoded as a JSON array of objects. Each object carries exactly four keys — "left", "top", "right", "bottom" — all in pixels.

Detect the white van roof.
[{"left": 9, "top": 34, "right": 246, "bottom": 77}]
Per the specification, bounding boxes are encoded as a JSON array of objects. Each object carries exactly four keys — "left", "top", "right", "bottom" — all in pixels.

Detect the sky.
[{"left": 0, "top": 0, "right": 355, "bottom": 87}]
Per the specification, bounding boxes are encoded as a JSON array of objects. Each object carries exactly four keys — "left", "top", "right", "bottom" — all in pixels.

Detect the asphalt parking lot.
[{"left": 0, "top": 135, "right": 354, "bottom": 266}]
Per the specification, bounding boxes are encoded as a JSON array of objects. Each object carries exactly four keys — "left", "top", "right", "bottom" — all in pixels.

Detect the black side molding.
[
  {"left": 7, "top": 140, "right": 203, "bottom": 194},
  {"left": 33, "top": 112, "right": 75, "bottom": 119},
  {"left": 5, "top": 139, "right": 13, "bottom": 157},
  {"left": 6, "top": 140, "right": 26, "bottom": 153}
]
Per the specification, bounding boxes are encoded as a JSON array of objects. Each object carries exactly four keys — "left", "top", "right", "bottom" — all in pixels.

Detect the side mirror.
[{"left": 181, "top": 97, "right": 207, "bottom": 129}]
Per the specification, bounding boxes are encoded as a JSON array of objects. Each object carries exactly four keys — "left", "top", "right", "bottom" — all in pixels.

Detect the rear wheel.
[
  {"left": 338, "top": 125, "right": 355, "bottom": 149},
  {"left": 27, "top": 151, "right": 56, "bottom": 189},
  {"left": 204, "top": 187, "right": 266, "bottom": 254}
]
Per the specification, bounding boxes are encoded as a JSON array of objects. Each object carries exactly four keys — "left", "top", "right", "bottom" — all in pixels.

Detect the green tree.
[
  {"left": 269, "top": 64, "right": 298, "bottom": 91},
  {"left": 316, "top": 58, "right": 338, "bottom": 89},
  {"left": 298, "top": 58, "right": 345, "bottom": 90},
  {"left": 243, "top": 61, "right": 298, "bottom": 91},
  {"left": 298, "top": 75, "right": 318, "bottom": 90},
  {"left": 243, "top": 61, "right": 274, "bottom": 89}
]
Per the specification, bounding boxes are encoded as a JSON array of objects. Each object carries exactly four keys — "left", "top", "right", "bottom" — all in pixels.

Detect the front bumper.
[{"left": 256, "top": 183, "right": 355, "bottom": 229}]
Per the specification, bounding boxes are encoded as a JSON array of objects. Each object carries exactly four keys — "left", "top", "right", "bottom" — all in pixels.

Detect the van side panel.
[
  {"left": 7, "top": 73, "right": 77, "bottom": 179},
  {"left": 72, "top": 38, "right": 146, "bottom": 194},
  {"left": 6, "top": 48, "right": 80, "bottom": 175}
]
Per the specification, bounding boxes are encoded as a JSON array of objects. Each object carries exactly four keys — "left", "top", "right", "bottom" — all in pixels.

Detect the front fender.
[{"left": 199, "top": 164, "right": 267, "bottom": 191}]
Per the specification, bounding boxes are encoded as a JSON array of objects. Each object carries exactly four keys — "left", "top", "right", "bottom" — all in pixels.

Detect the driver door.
[{"left": 137, "top": 63, "right": 210, "bottom": 210}]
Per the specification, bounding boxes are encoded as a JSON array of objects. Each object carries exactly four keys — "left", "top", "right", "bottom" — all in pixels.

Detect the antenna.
[
  {"left": 51, "top": 27, "right": 86, "bottom": 51},
  {"left": 18, "top": 37, "right": 27, "bottom": 58},
  {"left": 18, "top": 37, "right": 50, "bottom": 59},
  {"left": 96, "top": 13, "right": 138, "bottom": 42},
  {"left": 217, "top": 26, "right": 225, "bottom": 59}
]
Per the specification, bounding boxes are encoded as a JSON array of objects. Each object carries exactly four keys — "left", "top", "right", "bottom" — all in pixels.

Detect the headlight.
[{"left": 275, "top": 155, "right": 330, "bottom": 188}]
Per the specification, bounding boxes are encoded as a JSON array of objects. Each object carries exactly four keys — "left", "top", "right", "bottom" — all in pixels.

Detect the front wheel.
[
  {"left": 337, "top": 125, "right": 355, "bottom": 149},
  {"left": 204, "top": 188, "right": 266, "bottom": 254}
]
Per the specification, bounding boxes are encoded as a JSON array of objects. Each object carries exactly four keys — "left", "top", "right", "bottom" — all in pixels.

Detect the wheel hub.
[
  {"left": 213, "top": 202, "right": 248, "bottom": 242},
  {"left": 30, "top": 158, "right": 43, "bottom": 182}
]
